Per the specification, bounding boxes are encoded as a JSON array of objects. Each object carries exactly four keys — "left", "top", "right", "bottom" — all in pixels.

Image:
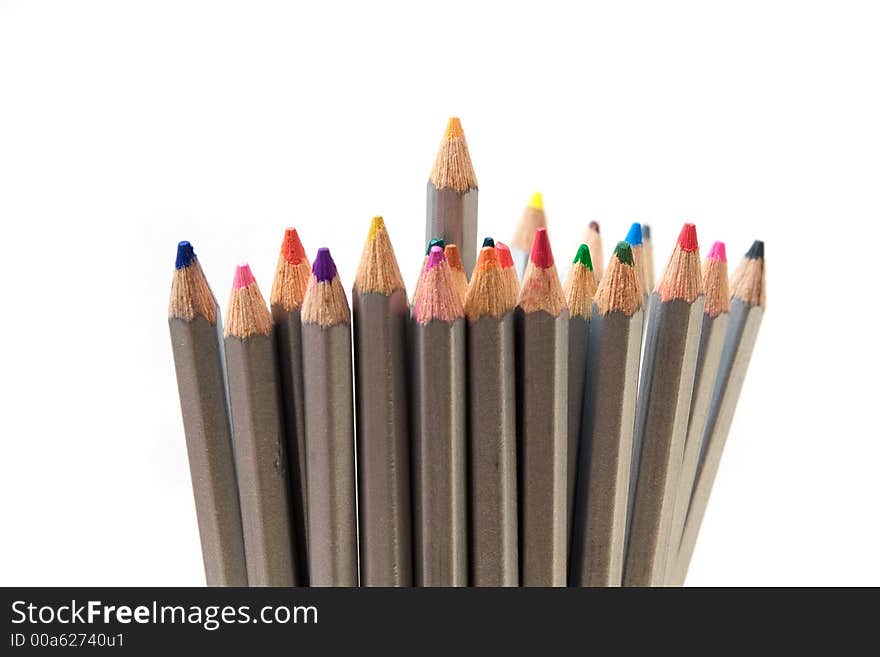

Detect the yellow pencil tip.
[
  {"left": 444, "top": 117, "right": 464, "bottom": 139},
  {"left": 528, "top": 192, "right": 543, "bottom": 210},
  {"left": 368, "top": 215, "right": 385, "bottom": 240}
]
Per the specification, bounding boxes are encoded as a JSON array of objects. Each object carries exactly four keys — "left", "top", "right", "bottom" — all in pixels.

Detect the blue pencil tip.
[
  {"left": 175, "top": 241, "right": 196, "bottom": 269},
  {"left": 625, "top": 223, "right": 643, "bottom": 247}
]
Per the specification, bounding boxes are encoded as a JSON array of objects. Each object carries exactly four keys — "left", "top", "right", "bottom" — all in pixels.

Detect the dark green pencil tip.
[
  {"left": 745, "top": 240, "right": 764, "bottom": 259},
  {"left": 613, "top": 241, "right": 634, "bottom": 266},
  {"left": 573, "top": 244, "right": 593, "bottom": 270},
  {"left": 482, "top": 237, "right": 495, "bottom": 248},
  {"left": 427, "top": 237, "right": 445, "bottom": 255}
]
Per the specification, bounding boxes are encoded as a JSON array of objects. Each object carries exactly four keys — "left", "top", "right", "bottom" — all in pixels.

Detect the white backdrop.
[{"left": 1, "top": 0, "right": 877, "bottom": 586}]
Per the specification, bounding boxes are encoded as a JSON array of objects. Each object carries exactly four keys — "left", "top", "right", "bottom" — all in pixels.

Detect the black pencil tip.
[
  {"left": 745, "top": 240, "right": 764, "bottom": 259},
  {"left": 482, "top": 237, "right": 495, "bottom": 248}
]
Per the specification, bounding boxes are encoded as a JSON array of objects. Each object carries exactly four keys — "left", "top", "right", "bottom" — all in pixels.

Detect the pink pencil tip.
[
  {"left": 677, "top": 223, "right": 699, "bottom": 252},
  {"left": 530, "top": 227, "right": 554, "bottom": 268},
  {"left": 425, "top": 245, "right": 446, "bottom": 271},
  {"left": 708, "top": 241, "right": 727, "bottom": 262},
  {"left": 233, "top": 263, "right": 256, "bottom": 289},
  {"left": 496, "top": 242, "right": 514, "bottom": 268}
]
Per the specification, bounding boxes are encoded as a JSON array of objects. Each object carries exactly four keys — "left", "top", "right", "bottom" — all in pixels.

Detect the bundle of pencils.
[{"left": 167, "top": 118, "right": 766, "bottom": 588}]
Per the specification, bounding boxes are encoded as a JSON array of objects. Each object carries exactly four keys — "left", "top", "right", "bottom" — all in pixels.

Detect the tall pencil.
[
  {"left": 169, "top": 242, "right": 248, "bottom": 586},
  {"left": 445, "top": 243, "right": 469, "bottom": 304},
  {"left": 625, "top": 222, "right": 648, "bottom": 304},
  {"left": 353, "top": 217, "right": 413, "bottom": 587},
  {"left": 642, "top": 224, "right": 655, "bottom": 292},
  {"left": 224, "top": 263, "right": 298, "bottom": 586},
  {"left": 562, "top": 243, "right": 597, "bottom": 546},
  {"left": 664, "top": 241, "right": 730, "bottom": 583},
  {"left": 510, "top": 192, "right": 546, "bottom": 279},
  {"left": 269, "top": 228, "right": 311, "bottom": 583},
  {"left": 516, "top": 227, "right": 568, "bottom": 586},
  {"left": 301, "top": 248, "right": 358, "bottom": 586},
  {"left": 584, "top": 221, "right": 605, "bottom": 282},
  {"left": 569, "top": 242, "right": 644, "bottom": 586},
  {"left": 465, "top": 245, "right": 518, "bottom": 586},
  {"left": 411, "top": 246, "right": 467, "bottom": 586},
  {"left": 670, "top": 240, "right": 766, "bottom": 585},
  {"left": 427, "top": 117, "right": 478, "bottom": 275},
  {"left": 624, "top": 223, "right": 704, "bottom": 586},
  {"left": 496, "top": 241, "right": 520, "bottom": 308}
]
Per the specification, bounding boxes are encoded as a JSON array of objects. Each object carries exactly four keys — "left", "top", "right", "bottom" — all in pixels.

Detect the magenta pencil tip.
[
  {"left": 233, "top": 263, "right": 256, "bottom": 289},
  {"left": 425, "top": 245, "right": 446, "bottom": 271},
  {"left": 707, "top": 241, "right": 727, "bottom": 262}
]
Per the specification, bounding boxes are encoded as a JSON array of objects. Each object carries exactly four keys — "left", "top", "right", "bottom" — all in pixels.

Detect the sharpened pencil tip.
[
  {"left": 233, "top": 263, "right": 256, "bottom": 289},
  {"left": 677, "top": 223, "right": 699, "bottom": 252},
  {"left": 573, "top": 243, "right": 593, "bottom": 270},
  {"left": 175, "top": 241, "right": 196, "bottom": 269},
  {"left": 613, "top": 241, "right": 634, "bottom": 266},
  {"left": 281, "top": 228, "right": 307, "bottom": 265},
  {"left": 444, "top": 244, "right": 464, "bottom": 271},
  {"left": 482, "top": 237, "right": 495, "bottom": 248},
  {"left": 426, "top": 237, "right": 445, "bottom": 255},
  {"left": 313, "top": 247, "right": 337, "bottom": 283},
  {"left": 530, "top": 227, "right": 554, "bottom": 268},
  {"left": 708, "top": 241, "right": 727, "bottom": 262},
  {"left": 444, "top": 117, "right": 464, "bottom": 139},
  {"left": 426, "top": 245, "right": 446, "bottom": 271},
  {"left": 625, "top": 222, "right": 643, "bottom": 247},
  {"left": 746, "top": 240, "right": 764, "bottom": 259},
  {"left": 475, "top": 245, "right": 501, "bottom": 270},
  {"left": 367, "top": 216, "right": 385, "bottom": 241},
  {"left": 642, "top": 224, "right": 651, "bottom": 239},
  {"left": 528, "top": 192, "right": 544, "bottom": 210},
  {"left": 589, "top": 221, "right": 600, "bottom": 233},
  {"left": 496, "top": 242, "right": 514, "bottom": 268}
]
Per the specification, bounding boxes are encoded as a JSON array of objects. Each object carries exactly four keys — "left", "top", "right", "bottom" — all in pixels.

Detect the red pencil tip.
[
  {"left": 530, "top": 227, "right": 554, "bottom": 268},
  {"left": 707, "top": 241, "right": 726, "bottom": 262},
  {"left": 495, "top": 242, "right": 514, "bottom": 268},
  {"left": 281, "top": 228, "right": 307, "bottom": 265},
  {"left": 233, "top": 263, "right": 256, "bottom": 289},
  {"left": 677, "top": 223, "right": 699, "bottom": 252}
]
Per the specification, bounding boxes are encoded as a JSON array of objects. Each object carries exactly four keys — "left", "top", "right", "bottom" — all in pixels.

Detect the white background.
[{"left": 1, "top": 0, "right": 877, "bottom": 586}]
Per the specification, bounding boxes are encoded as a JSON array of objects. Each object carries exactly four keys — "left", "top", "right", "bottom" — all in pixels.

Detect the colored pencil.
[
  {"left": 663, "top": 241, "right": 730, "bottom": 584},
  {"left": 624, "top": 223, "right": 705, "bottom": 586},
  {"left": 562, "top": 244, "right": 597, "bottom": 547},
  {"left": 495, "top": 241, "right": 520, "bottom": 308},
  {"left": 642, "top": 224, "right": 655, "bottom": 292},
  {"left": 352, "top": 217, "right": 413, "bottom": 587},
  {"left": 427, "top": 117, "right": 478, "bottom": 276},
  {"left": 465, "top": 245, "right": 518, "bottom": 586},
  {"left": 269, "top": 228, "right": 311, "bottom": 583},
  {"left": 412, "top": 237, "right": 444, "bottom": 304},
  {"left": 224, "top": 263, "right": 298, "bottom": 586},
  {"left": 445, "top": 243, "right": 469, "bottom": 304},
  {"left": 169, "top": 242, "right": 248, "bottom": 587},
  {"left": 411, "top": 246, "right": 468, "bottom": 586},
  {"left": 670, "top": 240, "right": 766, "bottom": 585},
  {"left": 625, "top": 222, "right": 649, "bottom": 305},
  {"left": 301, "top": 248, "right": 358, "bottom": 586},
  {"left": 569, "top": 242, "right": 644, "bottom": 586},
  {"left": 584, "top": 221, "right": 605, "bottom": 282},
  {"left": 510, "top": 192, "right": 547, "bottom": 279},
  {"left": 515, "top": 227, "right": 569, "bottom": 586}
]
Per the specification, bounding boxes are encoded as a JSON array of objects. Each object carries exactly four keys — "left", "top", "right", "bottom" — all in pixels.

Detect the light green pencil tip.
[{"left": 573, "top": 244, "right": 593, "bottom": 270}]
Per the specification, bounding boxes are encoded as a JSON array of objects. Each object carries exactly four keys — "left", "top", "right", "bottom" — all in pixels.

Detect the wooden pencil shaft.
[
  {"left": 427, "top": 183, "right": 478, "bottom": 276},
  {"left": 566, "top": 315, "right": 589, "bottom": 550},
  {"left": 301, "top": 322, "right": 358, "bottom": 586},
  {"left": 467, "top": 313, "right": 518, "bottom": 586},
  {"left": 170, "top": 316, "right": 248, "bottom": 587},
  {"left": 353, "top": 291, "right": 413, "bottom": 587},
  {"left": 624, "top": 295, "right": 704, "bottom": 586},
  {"left": 663, "top": 312, "right": 728, "bottom": 584},
  {"left": 411, "top": 319, "right": 467, "bottom": 586},
  {"left": 516, "top": 309, "right": 569, "bottom": 586},
  {"left": 671, "top": 300, "right": 763, "bottom": 585},
  {"left": 224, "top": 332, "right": 298, "bottom": 586},
  {"left": 569, "top": 308, "right": 643, "bottom": 586},
  {"left": 271, "top": 305, "right": 310, "bottom": 584}
]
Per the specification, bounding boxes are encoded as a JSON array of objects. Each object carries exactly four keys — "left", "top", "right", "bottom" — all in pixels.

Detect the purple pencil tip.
[
  {"left": 312, "top": 247, "right": 337, "bottom": 282},
  {"left": 425, "top": 245, "right": 446, "bottom": 271}
]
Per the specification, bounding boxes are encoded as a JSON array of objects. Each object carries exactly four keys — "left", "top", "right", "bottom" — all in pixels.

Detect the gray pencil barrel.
[
  {"left": 224, "top": 332, "right": 297, "bottom": 586},
  {"left": 624, "top": 294, "right": 704, "bottom": 586},
  {"left": 301, "top": 322, "right": 358, "bottom": 586},
  {"left": 663, "top": 312, "right": 728, "bottom": 584},
  {"left": 353, "top": 291, "right": 413, "bottom": 587},
  {"left": 170, "top": 315, "right": 248, "bottom": 586},
  {"left": 411, "top": 318, "right": 467, "bottom": 586},
  {"left": 426, "top": 183, "right": 478, "bottom": 276},
  {"left": 569, "top": 308, "right": 643, "bottom": 586},
  {"left": 516, "top": 309, "right": 569, "bottom": 586},
  {"left": 271, "top": 305, "right": 310, "bottom": 584},
  {"left": 566, "top": 315, "right": 589, "bottom": 548},
  {"left": 671, "top": 300, "right": 763, "bottom": 585},
  {"left": 467, "top": 313, "right": 518, "bottom": 586}
]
